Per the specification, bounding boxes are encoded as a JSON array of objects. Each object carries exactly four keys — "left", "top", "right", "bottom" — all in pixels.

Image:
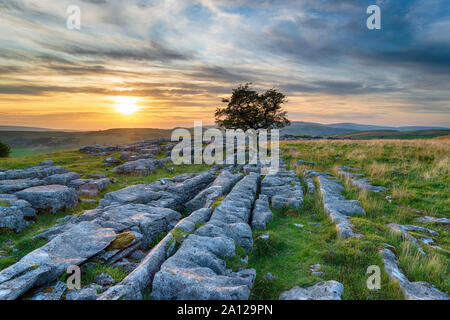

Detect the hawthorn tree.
[
  {"left": 0, "top": 141, "right": 10, "bottom": 158},
  {"left": 215, "top": 83, "right": 290, "bottom": 131}
]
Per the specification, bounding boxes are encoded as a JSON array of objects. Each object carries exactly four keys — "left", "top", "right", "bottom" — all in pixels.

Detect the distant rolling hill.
[
  {"left": 335, "top": 129, "right": 450, "bottom": 140},
  {"left": 280, "top": 121, "right": 449, "bottom": 137},
  {"left": 1, "top": 122, "right": 449, "bottom": 157},
  {"left": 0, "top": 126, "right": 70, "bottom": 132},
  {"left": 0, "top": 128, "right": 172, "bottom": 157}
]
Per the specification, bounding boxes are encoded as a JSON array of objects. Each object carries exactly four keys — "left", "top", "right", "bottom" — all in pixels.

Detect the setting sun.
[{"left": 114, "top": 97, "right": 142, "bottom": 115}]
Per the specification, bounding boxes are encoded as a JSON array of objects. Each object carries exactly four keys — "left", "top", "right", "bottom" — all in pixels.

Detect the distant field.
[
  {"left": 335, "top": 129, "right": 450, "bottom": 140},
  {"left": 0, "top": 128, "right": 172, "bottom": 157}
]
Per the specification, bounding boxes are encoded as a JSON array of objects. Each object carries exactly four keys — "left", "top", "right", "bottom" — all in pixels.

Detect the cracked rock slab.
[
  {"left": 317, "top": 175, "right": 363, "bottom": 239},
  {"left": 251, "top": 195, "right": 273, "bottom": 230},
  {"left": 0, "top": 166, "right": 68, "bottom": 181},
  {"left": 261, "top": 170, "right": 303, "bottom": 210},
  {"left": 0, "top": 222, "right": 116, "bottom": 300},
  {"left": 151, "top": 174, "right": 260, "bottom": 300},
  {"left": 337, "top": 166, "right": 386, "bottom": 193}
]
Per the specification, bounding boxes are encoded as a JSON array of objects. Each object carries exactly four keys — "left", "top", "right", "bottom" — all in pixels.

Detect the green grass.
[
  {"left": 83, "top": 264, "right": 128, "bottom": 285},
  {"left": 248, "top": 188, "right": 403, "bottom": 300},
  {"left": 257, "top": 139, "right": 449, "bottom": 298},
  {"left": 335, "top": 129, "right": 450, "bottom": 140},
  {"left": 0, "top": 201, "right": 11, "bottom": 207}
]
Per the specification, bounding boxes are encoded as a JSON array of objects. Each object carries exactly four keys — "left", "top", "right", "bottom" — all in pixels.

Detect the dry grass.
[{"left": 281, "top": 138, "right": 449, "bottom": 295}]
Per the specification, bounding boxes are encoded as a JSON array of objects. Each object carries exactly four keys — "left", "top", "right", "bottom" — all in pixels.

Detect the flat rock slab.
[
  {"left": 279, "top": 281, "right": 344, "bottom": 300},
  {"left": 0, "top": 166, "right": 67, "bottom": 180},
  {"left": 304, "top": 170, "right": 332, "bottom": 179},
  {"left": 44, "top": 172, "right": 81, "bottom": 186},
  {"left": 16, "top": 185, "right": 78, "bottom": 213},
  {"left": 0, "top": 222, "right": 116, "bottom": 300},
  {"left": 297, "top": 160, "right": 316, "bottom": 166},
  {"left": 185, "top": 170, "right": 243, "bottom": 213},
  {"left": 100, "top": 204, "right": 181, "bottom": 244},
  {"left": 317, "top": 175, "right": 363, "bottom": 239},
  {"left": 305, "top": 178, "right": 315, "bottom": 194},
  {"left": 414, "top": 216, "right": 450, "bottom": 225},
  {"left": 113, "top": 159, "right": 165, "bottom": 175},
  {"left": 0, "top": 179, "right": 44, "bottom": 194},
  {"left": 380, "top": 249, "right": 448, "bottom": 300},
  {"left": 0, "top": 195, "right": 36, "bottom": 231},
  {"left": 261, "top": 170, "right": 303, "bottom": 209},
  {"left": 387, "top": 223, "right": 439, "bottom": 255},
  {"left": 100, "top": 170, "right": 216, "bottom": 212},
  {"left": 31, "top": 281, "right": 67, "bottom": 300},
  {"left": 337, "top": 166, "right": 386, "bottom": 193},
  {"left": 151, "top": 174, "right": 260, "bottom": 300},
  {"left": 251, "top": 195, "right": 273, "bottom": 230},
  {"left": 99, "top": 208, "right": 213, "bottom": 300}
]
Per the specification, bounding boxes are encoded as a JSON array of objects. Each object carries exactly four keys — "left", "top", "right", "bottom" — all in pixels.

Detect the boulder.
[
  {"left": 0, "top": 194, "right": 36, "bottom": 232},
  {"left": 100, "top": 170, "right": 216, "bottom": 211},
  {"left": 66, "top": 284, "right": 101, "bottom": 300},
  {"left": 68, "top": 179, "right": 93, "bottom": 189},
  {"left": 104, "top": 157, "right": 121, "bottom": 166},
  {"left": 280, "top": 281, "right": 344, "bottom": 300},
  {"left": 251, "top": 195, "right": 273, "bottom": 230},
  {"left": 95, "top": 273, "right": 115, "bottom": 286},
  {"left": 77, "top": 179, "right": 111, "bottom": 197},
  {"left": 304, "top": 170, "right": 332, "bottom": 179},
  {"left": 16, "top": 185, "right": 78, "bottom": 213}
]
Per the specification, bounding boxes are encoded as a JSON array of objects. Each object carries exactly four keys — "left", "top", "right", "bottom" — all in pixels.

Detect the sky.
[{"left": 0, "top": 0, "right": 449, "bottom": 130}]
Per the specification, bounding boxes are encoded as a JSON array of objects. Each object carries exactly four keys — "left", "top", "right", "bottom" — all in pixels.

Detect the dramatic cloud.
[{"left": 0, "top": 0, "right": 448, "bottom": 130}]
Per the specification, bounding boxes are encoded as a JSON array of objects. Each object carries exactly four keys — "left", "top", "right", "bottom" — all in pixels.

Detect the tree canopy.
[
  {"left": 215, "top": 84, "right": 290, "bottom": 131},
  {"left": 0, "top": 141, "right": 10, "bottom": 158}
]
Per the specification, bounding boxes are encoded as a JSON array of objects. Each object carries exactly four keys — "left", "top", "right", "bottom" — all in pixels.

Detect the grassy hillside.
[
  {"left": 280, "top": 122, "right": 357, "bottom": 137},
  {"left": 0, "top": 128, "right": 172, "bottom": 157},
  {"left": 248, "top": 139, "right": 449, "bottom": 299},
  {"left": 335, "top": 129, "right": 450, "bottom": 140},
  {"left": 0, "top": 139, "right": 448, "bottom": 300}
]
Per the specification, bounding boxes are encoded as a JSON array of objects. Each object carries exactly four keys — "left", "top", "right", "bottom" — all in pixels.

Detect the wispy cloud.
[{"left": 0, "top": 0, "right": 449, "bottom": 130}]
